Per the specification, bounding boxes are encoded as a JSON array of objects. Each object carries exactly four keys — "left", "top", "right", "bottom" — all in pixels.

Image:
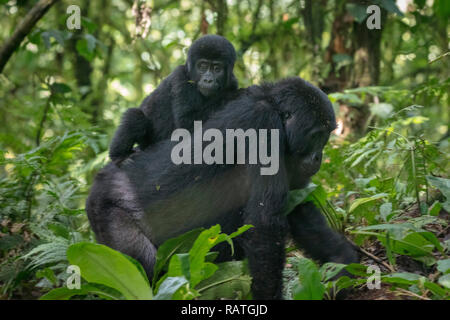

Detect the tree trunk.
[{"left": 323, "top": 0, "right": 386, "bottom": 138}]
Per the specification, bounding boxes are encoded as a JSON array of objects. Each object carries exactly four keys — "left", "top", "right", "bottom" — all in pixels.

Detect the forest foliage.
[{"left": 0, "top": 0, "right": 449, "bottom": 300}]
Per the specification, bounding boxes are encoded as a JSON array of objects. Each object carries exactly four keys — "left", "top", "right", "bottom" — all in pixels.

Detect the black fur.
[
  {"left": 109, "top": 35, "right": 239, "bottom": 164},
  {"left": 87, "top": 77, "right": 358, "bottom": 299}
]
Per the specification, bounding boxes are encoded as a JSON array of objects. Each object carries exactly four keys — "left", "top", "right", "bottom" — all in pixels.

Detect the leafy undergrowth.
[{"left": 1, "top": 87, "right": 449, "bottom": 300}]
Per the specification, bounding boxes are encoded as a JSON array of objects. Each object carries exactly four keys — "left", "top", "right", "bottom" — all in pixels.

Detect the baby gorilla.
[
  {"left": 87, "top": 77, "right": 358, "bottom": 299},
  {"left": 109, "top": 34, "right": 240, "bottom": 165}
]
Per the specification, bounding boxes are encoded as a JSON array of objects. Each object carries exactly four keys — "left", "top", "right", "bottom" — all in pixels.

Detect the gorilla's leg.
[
  {"left": 241, "top": 210, "right": 288, "bottom": 300},
  {"left": 242, "top": 227, "right": 286, "bottom": 299},
  {"left": 93, "top": 207, "right": 157, "bottom": 280},
  {"left": 287, "top": 201, "right": 358, "bottom": 265}
]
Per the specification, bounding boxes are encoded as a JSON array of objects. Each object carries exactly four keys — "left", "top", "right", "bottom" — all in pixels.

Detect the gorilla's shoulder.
[
  {"left": 95, "top": 162, "right": 119, "bottom": 180},
  {"left": 169, "top": 65, "right": 189, "bottom": 83}
]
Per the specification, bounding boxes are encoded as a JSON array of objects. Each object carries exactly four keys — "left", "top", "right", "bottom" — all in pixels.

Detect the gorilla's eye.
[
  {"left": 281, "top": 112, "right": 292, "bottom": 121},
  {"left": 214, "top": 65, "right": 223, "bottom": 73}
]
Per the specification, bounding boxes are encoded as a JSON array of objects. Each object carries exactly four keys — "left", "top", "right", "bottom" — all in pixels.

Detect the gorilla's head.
[
  {"left": 186, "top": 35, "right": 238, "bottom": 97},
  {"left": 272, "top": 77, "right": 336, "bottom": 188}
]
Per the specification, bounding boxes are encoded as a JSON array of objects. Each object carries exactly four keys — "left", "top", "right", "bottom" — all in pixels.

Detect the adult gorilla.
[
  {"left": 109, "top": 34, "right": 239, "bottom": 164},
  {"left": 87, "top": 77, "right": 358, "bottom": 299}
]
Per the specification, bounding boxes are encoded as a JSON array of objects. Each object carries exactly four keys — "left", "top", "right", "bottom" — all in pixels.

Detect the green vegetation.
[{"left": 0, "top": 0, "right": 448, "bottom": 300}]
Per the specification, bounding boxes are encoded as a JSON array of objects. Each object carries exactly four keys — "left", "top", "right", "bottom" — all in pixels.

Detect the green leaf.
[
  {"left": 75, "top": 34, "right": 97, "bottom": 61},
  {"left": 437, "top": 259, "right": 450, "bottom": 274},
  {"left": 41, "top": 30, "right": 66, "bottom": 49},
  {"left": 370, "top": 103, "right": 394, "bottom": 119},
  {"left": 293, "top": 258, "right": 325, "bottom": 300},
  {"left": 349, "top": 193, "right": 388, "bottom": 213},
  {"left": 188, "top": 225, "right": 251, "bottom": 287},
  {"left": 426, "top": 176, "right": 450, "bottom": 211},
  {"left": 196, "top": 261, "right": 252, "bottom": 300},
  {"left": 346, "top": 3, "right": 368, "bottom": 23},
  {"left": 344, "top": 263, "right": 369, "bottom": 277},
  {"left": 377, "top": 0, "right": 404, "bottom": 16},
  {"left": 428, "top": 201, "right": 442, "bottom": 216},
  {"left": 319, "top": 263, "right": 348, "bottom": 282},
  {"left": 228, "top": 224, "right": 253, "bottom": 239},
  {"left": 379, "top": 202, "right": 393, "bottom": 221},
  {"left": 382, "top": 272, "right": 423, "bottom": 285},
  {"left": 438, "top": 274, "right": 450, "bottom": 289},
  {"left": 152, "top": 228, "right": 204, "bottom": 286},
  {"left": 67, "top": 242, "right": 152, "bottom": 300},
  {"left": 36, "top": 268, "right": 57, "bottom": 285},
  {"left": 188, "top": 225, "right": 224, "bottom": 287},
  {"left": 51, "top": 82, "right": 72, "bottom": 94},
  {"left": 167, "top": 253, "right": 191, "bottom": 279},
  {"left": 40, "top": 284, "right": 120, "bottom": 300},
  {"left": 380, "top": 232, "right": 436, "bottom": 260},
  {"left": 283, "top": 183, "right": 317, "bottom": 216},
  {"left": 0, "top": 234, "right": 23, "bottom": 250},
  {"left": 153, "top": 276, "right": 188, "bottom": 300}
]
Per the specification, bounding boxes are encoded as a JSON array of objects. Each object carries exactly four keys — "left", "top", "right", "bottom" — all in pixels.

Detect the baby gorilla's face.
[{"left": 193, "top": 59, "right": 226, "bottom": 97}]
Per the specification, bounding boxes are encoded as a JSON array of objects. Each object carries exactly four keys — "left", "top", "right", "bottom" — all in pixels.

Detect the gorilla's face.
[
  {"left": 286, "top": 128, "right": 331, "bottom": 189},
  {"left": 193, "top": 59, "right": 226, "bottom": 97},
  {"left": 275, "top": 78, "right": 336, "bottom": 189}
]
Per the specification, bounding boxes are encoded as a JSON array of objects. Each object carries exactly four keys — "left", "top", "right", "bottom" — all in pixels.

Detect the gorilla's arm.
[
  {"left": 109, "top": 108, "right": 151, "bottom": 164},
  {"left": 288, "top": 201, "right": 359, "bottom": 265},
  {"left": 109, "top": 75, "right": 173, "bottom": 164}
]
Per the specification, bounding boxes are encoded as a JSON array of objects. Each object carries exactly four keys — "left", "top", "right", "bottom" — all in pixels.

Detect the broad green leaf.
[
  {"left": 51, "top": 82, "right": 72, "bottom": 94},
  {"left": 153, "top": 276, "right": 188, "bottom": 300},
  {"left": 379, "top": 232, "right": 436, "bottom": 258},
  {"left": 283, "top": 183, "right": 317, "bottom": 216},
  {"left": 428, "top": 201, "right": 442, "bottom": 216},
  {"left": 153, "top": 228, "right": 204, "bottom": 285},
  {"left": 349, "top": 193, "right": 388, "bottom": 213},
  {"left": 293, "top": 258, "right": 325, "bottom": 300},
  {"left": 437, "top": 259, "right": 450, "bottom": 274},
  {"left": 370, "top": 103, "right": 393, "bottom": 119},
  {"left": 438, "top": 274, "right": 450, "bottom": 289},
  {"left": 358, "top": 223, "right": 420, "bottom": 234},
  {"left": 344, "top": 263, "right": 369, "bottom": 277},
  {"left": 305, "top": 184, "right": 328, "bottom": 208},
  {"left": 319, "top": 263, "right": 348, "bottom": 282},
  {"left": 197, "top": 261, "right": 252, "bottom": 300},
  {"left": 188, "top": 225, "right": 251, "bottom": 287},
  {"left": 378, "top": 0, "right": 404, "bottom": 16},
  {"left": 426, "top": 176, "right": 450, "bottom": 211},
  {"left": 75, "top": 34, "right": 97, "bottom": 61},
  {"left": 67, "top": 242, "right": 152, "bottom": 300},
  {"left": 228, "top": 224, "right": 253, "bottom": 239},
  {"left": 167, "top": 253, "right": 191, "bottom": 279},
  {"left": 346, "top": 3, "right": 368, "bottom": 23},
  {"left": 382, "top": 272, "right": 422, "bottom": 285},
  {"left": 40, "top": 284, "right": 120, "bottom": 300},
  {"left": 379, "top": 202, "right": 393, "bottom": 221},
  {"left": 188, "top": 225, "right": 224, "bottom": 287},
  {"left": 41, "top": 30, "right": 66, "bottom": 49}
]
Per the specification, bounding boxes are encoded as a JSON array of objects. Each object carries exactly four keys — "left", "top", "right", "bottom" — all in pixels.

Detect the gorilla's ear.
[{"left": 227, "top": 68, "right": 238, "bottom": 90}]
